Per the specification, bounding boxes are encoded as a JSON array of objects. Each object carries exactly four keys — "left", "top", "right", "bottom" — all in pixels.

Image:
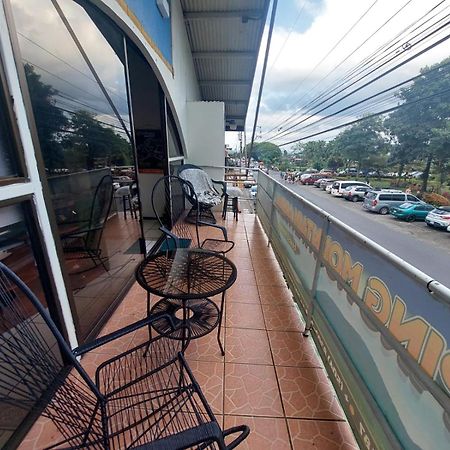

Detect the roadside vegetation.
[{"left": 234, "top": 58, "right": 450, "bottom": 203}]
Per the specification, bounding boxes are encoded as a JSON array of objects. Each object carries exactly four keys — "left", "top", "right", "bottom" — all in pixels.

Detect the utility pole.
[
  {"left": 238, "top": 132, "right": 243, "bottom": 168},
  {"left": 249, "top": 0, "right": 279, "bottom": 165}
]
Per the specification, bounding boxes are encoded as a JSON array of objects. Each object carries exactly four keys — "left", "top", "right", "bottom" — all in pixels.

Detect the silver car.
[
  {"left": 363, "top": 190, "right": 422, "bottom": 214},
  {"left": 425, "top": 207, "right": 450, "bottom": 230}
]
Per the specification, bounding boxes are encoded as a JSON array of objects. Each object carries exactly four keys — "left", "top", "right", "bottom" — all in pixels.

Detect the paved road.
[{"left": 268, "top": 171, "right": 450, "bottom": 288}]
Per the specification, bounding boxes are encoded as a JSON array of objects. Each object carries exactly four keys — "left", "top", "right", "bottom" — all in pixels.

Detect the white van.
[{"left": 331, "top": 181, "right": 371, "bottom": 197}]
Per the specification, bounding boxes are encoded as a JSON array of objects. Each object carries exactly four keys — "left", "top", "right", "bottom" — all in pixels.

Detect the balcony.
[{"left": 19, "top": 203, "right": 358, "bottom": 449}]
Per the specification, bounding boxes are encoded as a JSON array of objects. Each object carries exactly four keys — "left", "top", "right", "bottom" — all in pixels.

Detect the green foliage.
[
  {"left": 247, "top": 141, "right": 282, "bottom": 165},
  {"left": 24, "top": 63, "right": 131, "bottom": 172},
  {"left": 294, "top": 58, "right": 450, "bottom": 191},
  {"left": 333, "top": 116, "right": 387, "bottom": 171},
  {"left": 63, "top": 111, "right": 131, "bottom": 170},
  {"left": 293, "top": 140, "right": 331, "bottom": 170},
  {"left": 24, "top": 63, "right": 67, "bottom": 170}
]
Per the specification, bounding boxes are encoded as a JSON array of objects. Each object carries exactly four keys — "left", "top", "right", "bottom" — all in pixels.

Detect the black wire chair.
[
  {"left": 60, "top": 174, "right": 114, "bottom": 272},
  {"left": 0, "top": 262, "right": 249, "bottom": 449},
  {"left": 177, "top": 164, "right": 228, "bottom": 224},
  {"left": 152, "top": 175, "right": 234, "bottom": 254}
]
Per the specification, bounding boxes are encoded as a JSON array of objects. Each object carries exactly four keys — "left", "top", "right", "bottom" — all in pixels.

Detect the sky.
[{"left": 225, "top": 0, "right": 450, "bottom": 152}]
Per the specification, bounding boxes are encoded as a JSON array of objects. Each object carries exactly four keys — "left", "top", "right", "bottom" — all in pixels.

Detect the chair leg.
[
  {"left": 232, "top": 197, "right": 239, "bottom": 221},
  {"left": 222, "top": 194, "right": 228, "bottom": 219},
  {"left": 122, "top": 195, "right": 127, "bottom": 220},
  {"left": 217, "top": 291, "right": 226, "bottom": 356},
  {"left": 144, "top": 291, "right": 153, "bottom": 356}
]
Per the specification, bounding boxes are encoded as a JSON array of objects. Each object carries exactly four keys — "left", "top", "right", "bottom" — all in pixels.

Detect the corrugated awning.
[{"left": 181, "top": 0, "right": 270, "bottom": 131}]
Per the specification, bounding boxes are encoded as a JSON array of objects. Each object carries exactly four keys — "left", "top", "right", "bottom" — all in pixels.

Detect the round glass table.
[{"left": 136, "top": 248, "right": 237, "bottom": 355}]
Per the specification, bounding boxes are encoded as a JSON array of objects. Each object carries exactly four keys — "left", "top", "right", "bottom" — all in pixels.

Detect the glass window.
[
  {"left": 407, "top": 194, "right": 419, "bottom": 202},
  {"left": 391, "top": 194, "right": 406, "bottom": 201},
  {"left": 0, "top": 202, "right": 61, "bottom": 447},
  {"left": 0, "top": 60, "right": 22, "bottom": 180},
  {"left": 167, "top": 107, "right": 183, "bottom": 158},
  {"left": 378, "top": 194, "right": 392, "bottom": 201},
  {"left": 11, "top": 0, "right": 143, "bottom": 341}
]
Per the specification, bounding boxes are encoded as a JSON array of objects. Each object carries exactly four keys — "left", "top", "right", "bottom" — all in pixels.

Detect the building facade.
[{"left": 0, "top": 0, "right": 268, "bottom": 444}]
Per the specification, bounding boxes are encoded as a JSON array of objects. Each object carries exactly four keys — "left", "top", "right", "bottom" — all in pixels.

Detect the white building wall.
[{"left": 186, "top": 101, "right": 226, "bottom": 180}]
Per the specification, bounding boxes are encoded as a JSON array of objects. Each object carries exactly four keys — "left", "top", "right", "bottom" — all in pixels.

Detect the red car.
[{"left": 302, "top": 174, "right": 325, "bottom": 185}]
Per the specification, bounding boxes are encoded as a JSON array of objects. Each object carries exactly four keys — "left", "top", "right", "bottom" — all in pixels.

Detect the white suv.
[
  {"left": 425, "top": 207, "right": 450, "bottom": 230},
  {"left": 331, "top": 181, "right": 371, "bottom": 197},
  {"left": 342, "top": 185, "right": 371, "bottom": 202}
]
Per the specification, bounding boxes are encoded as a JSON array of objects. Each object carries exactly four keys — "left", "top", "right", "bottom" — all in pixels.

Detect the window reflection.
[
  {"left": 0, "top": 61, "right": 21, "bottom": 179},
  {"left": 0, "top": 203, "right": 60, "bottom": 447},
  {"left": 11, "top": 0, "right": 143, "bottom": 341}
]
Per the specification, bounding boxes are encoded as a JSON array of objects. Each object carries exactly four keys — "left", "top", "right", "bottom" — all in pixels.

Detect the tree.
[
  {"left": 333, "top": 116, "right": 386, "bottom": 173},
  {"left": 384, "top": 113, "right": 423, "bottom": 185},
  {"left": 24, "top": 63, "right": 67, "bottom": 171},
  {"left": 386, "top": 58, "right": 450, "bottom": 191},
  {"left": 294, "top": 140, "right": 331, "bottom": 170},
  {"left": 246, "top": 141, "right": 282, "bottom": 166},
  {"left": 429, "top": 121, "right": 450, "bottom": 193},
  {"left": 63, "top": 111, "right": 131, "bottom": 170}
]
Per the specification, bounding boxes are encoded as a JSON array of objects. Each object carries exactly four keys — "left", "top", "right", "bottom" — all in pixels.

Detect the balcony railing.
[{"left": 255, "top": 170, "right": 450, "bottom": 450}]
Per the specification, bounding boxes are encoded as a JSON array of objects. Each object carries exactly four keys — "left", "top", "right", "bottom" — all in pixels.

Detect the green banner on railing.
[{"left": 256, "top": 171, "right": 450, "bottom": 450}]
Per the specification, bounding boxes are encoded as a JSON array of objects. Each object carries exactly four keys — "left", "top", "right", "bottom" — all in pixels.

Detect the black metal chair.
[
  {"left": 0, "top": 261, "right": 250, "bottom": 449},
  {"left": 60, "top": 174, "right": 114, "bottom": 272},
  {"left": 177, "top": 164, "right": 228, "bottom": 224},
  {"left": 152, "top": 175, "right": 234, "bottom": 254}
]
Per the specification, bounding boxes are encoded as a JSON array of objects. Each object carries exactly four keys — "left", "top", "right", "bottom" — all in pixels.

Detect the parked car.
[
  {"left": 302, "top": 174, "right": 323, "bottom": 185},
  {"left": 363, "top": 190, "right": 422, "bottom": 214},
  {"left": 342, "top": 185, "right": 371, "bottom": 202},
  {"left": 299, "top": 173, "right": 314, "bottom": 182},
  {"left": 243, "top": 178, "right": 256, "bottom": 188},
  {"left": 321, "top": 179, "right": 336, "bottom": 191},
  {"left": 425, "top": 206, "right": 450, "bottom": 230},
  {"left": 390, "top": 202, "right": 434, "bottom": 221},
  {"left": 331, "top": 181, "right": 371, "bottom": 197},
  {"left": 313, "top": 177, "right": 330, "bottom": 187}
]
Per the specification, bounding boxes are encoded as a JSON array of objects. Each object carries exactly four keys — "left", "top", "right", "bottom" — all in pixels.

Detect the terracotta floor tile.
[
  {"left": 277, "top": 367, "right": 345, "bottom": 420},
  {"left": 258, "top": 285, "right": 295, "bottom": 307},
  {"left": 90, "top": 331, "right": 135, "bottom": 355},
  {"left": 232, "top": 257, "right": 254, "bottom": 271},
  {"left": 250, "top": 246, "right": 277, "bottom": 260},
  {"left": 224, "top": 416, "right": 291, "bottom": 450},
  {"left": 225, "top": 328, "right": 272, "bottom": 365},
  {"left": 188, "top": 360, "right": 224, "bottom": 415},
  {"left": 255, "top": 269, "right": 287, "bottom": 287},
  {"left": 226, "top": 303, "right": 265, "bottom": 329},
  {"left": 268, "top": 331, "right": 323, "bottom": 368},
  {"left": 226, "top": 284, "right": 261, "bottom": 304},
  {"left": 80, "top": 351, "right": 118, "bottom": 378},
  {"left": 224, "top": 363, "right": 283, "bottom": 417},
  {"left": 236, "top": 269, "right": 257, "bottom": 286},
  {"left": 288, "top": 419, "right": 359, "bottom": 450},
  {"left": 262, "top": 305, "right": 304, "bottom": 332},
  {"left": 184, "top": 328, "right": 225, "bottom": 362},
  {"left": 252, "top": 256, "right": 285, "bottom": 272},
  {"left": 229, "top": 247, "right": 252, "bottom": 259},
  {"left": 228, "top": 231, "right": 248, "bottom": 240},
  {"left": 18, "top": 417, "right": 62, "bottom": 450}
]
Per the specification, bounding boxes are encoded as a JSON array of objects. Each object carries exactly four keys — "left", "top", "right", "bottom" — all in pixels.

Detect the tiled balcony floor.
[{"left": 20, "top": 211, "right": 359, "bottom": 450}]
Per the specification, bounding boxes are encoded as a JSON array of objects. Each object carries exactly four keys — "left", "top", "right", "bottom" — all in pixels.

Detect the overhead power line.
[
  {"left": 277, "top": 86, "right": 450, "bottom": 146},
  {"left": 262, "top": 0, "right": 448, "bottom": 139},
  {"left": 271, "top": 60, "right": 450, "bottom": 142},
  {"left": 249, "top": 0, "right": 279, "bottom": 158},
  {"left": 266, "top": 19, "right": 450, "bottom": 142}
]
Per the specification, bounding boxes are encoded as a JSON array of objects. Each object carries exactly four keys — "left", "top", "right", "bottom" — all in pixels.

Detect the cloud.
[{"left": 227, "top": 0, "right": 450, "bottom": 150}]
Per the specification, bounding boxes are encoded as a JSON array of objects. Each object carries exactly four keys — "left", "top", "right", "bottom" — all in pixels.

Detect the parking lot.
[{"left": 269, "top": 172, "right": 450, "bottom": 288}]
